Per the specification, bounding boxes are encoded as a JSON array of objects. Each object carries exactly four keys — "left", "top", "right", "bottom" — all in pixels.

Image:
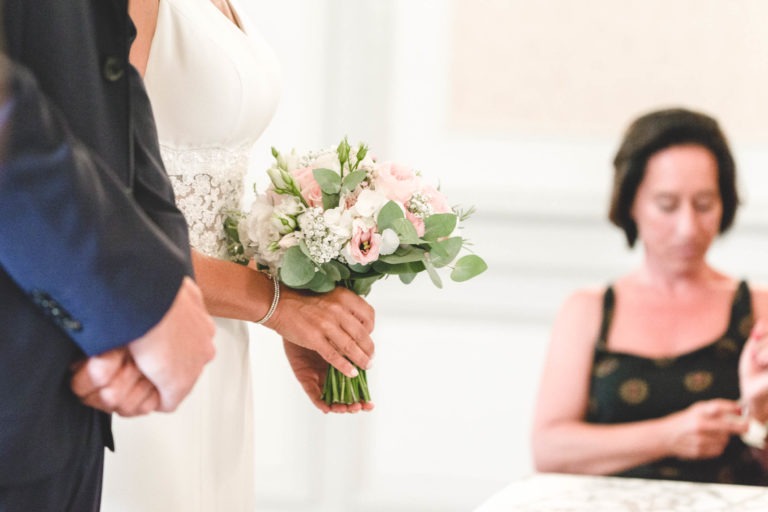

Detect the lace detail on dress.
[{"left": 162, "top": 145, "right": 249, "bottom": 259}]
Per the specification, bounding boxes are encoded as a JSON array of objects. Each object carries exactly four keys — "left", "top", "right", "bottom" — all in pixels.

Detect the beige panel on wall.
[{"left": 450, "top": 0, "right": 768, "bottom": 142}]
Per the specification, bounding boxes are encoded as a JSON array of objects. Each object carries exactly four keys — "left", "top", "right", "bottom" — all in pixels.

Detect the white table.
[{"left": 474, "top": 473, "right": 768, "bottom": 511}]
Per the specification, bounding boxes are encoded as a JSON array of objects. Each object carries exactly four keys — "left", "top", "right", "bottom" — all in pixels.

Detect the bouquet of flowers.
[{"left": 226, "top": 138, "right": 487, "bottom": 405}]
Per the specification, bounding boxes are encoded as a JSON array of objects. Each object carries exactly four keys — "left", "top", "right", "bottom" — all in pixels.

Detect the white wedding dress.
[{"left": 102, "top": 0, "right": 279, "bottom": 510}]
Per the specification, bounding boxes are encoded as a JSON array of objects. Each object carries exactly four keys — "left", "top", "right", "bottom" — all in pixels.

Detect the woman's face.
[{"left": 631, "top": 144, "right": 723, "bottom": 274}]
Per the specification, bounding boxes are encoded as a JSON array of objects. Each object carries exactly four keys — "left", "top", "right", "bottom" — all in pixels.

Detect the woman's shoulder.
[{"left": 556, "top": 285, "right": 608, "bottom": 321}]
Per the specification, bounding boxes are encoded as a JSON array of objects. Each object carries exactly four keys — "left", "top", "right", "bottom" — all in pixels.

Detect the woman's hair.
[{"left": 608, "top": 108, "right": 739, "bottom": 247}]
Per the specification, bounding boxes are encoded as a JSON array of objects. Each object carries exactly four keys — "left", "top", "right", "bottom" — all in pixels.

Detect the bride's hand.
[
  {"left": 266, "top": 286, "right": 375, "bottom": 378},
  {"left": 282, "top": 338, "right": 375, "bottom": 414}
]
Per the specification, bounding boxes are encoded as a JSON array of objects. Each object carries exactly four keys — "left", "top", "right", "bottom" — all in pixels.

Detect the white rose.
[
  {"left": 323, "top": 207, "right": 353, "bottom": 240},
  {"left": 310, "top": 151, "right": 341, "bottom": 172},
  {"left": 352, "top": 188, "right": 390, "bottom": 219}
]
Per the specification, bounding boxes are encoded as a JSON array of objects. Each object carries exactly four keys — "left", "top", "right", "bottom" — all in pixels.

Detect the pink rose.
[
  {"left": 346, "top": 223, "right": 382, "bottom": 265},
  {"left": 421, "top": 185, "right": 451, "bottom": 214},
  {"left": 291, "top": 166, "right": 324, "bottom": 207},
  {"left": 373, "top": 161, "right": 421, "bottom": 204},
  {"left": 406, "top": 211, "right": 425, "bottom": 237}
]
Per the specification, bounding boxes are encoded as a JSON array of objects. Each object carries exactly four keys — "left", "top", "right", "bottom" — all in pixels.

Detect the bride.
[{"left": 101, "top": 1, "right": 375, "bottom": 510}]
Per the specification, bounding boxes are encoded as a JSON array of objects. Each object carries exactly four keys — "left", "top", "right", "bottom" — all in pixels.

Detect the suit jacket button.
[
  {"left": 102, "top": 56, "right": 125, "bottom": 82},
  {"left": 62, "top": 318, "right": 83, "bottom": 332}
]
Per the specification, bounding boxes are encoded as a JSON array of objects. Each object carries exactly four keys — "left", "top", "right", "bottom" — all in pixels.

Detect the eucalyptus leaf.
[
  {"left": 373, "top": 260, "right": 425, "bottom": 275},
  {"left": 313, "top": 168, "right": 341, "bottom": 194},
  {"left": 423, "top": 213, "right": 458, "bottom": 241},
  {"left": 378, "top": 246, "right": 426, "bottom": 264},
  {"left": 429, "top": 237, "right": 463, "bottom": 268},
  {"left": 280, "top": 246, "right": 316, "bottom": 287},
  {"left": 341, "top": 170, "right": 367, "bottom": 193},
  {"left": 390, "top": 218, "right": 421, "bottom": 244},
  {"left": 376, "top": 201, "right": 405, "bottom": 231},
  {"left": 306, "top": 271, "right": 336, "bottom": 293},
  {"left": 347, "top": 262, "right": 372, "bottom": 273},
  {"left": 399, "top": 272, "right": 417, "bottom": 284},
  {"left": 349, "top": 276, "right": 381, "bottom": 296},
  {"left": 321, "top": 261, "right": 342, "bottom": 282},
  {"left": 423, "top": 253, "right": 443, "bottom": 289},
  {"left": 326, "top": 259, "right": 351, "bottom": 280},
  {"left": 450, "top": 254, "right": 488, "bottom": 282},
  {"left": 322, "top": 191, "right": 340, "bottom": 210}
]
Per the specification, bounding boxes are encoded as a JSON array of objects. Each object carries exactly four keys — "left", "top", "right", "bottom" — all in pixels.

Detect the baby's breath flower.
[
  {"left": 297, "top": 207, "right": 348, "bottom": 264},
  {"left": 406, "top": 191, "right": 434, "bottom": 219}
]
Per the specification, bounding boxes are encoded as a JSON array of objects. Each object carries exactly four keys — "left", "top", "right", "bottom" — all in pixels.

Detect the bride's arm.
[
  {"left": 127, "top": 0, "right": 159, "bottom": 77},
  {"left": 192, "top": 250, "right": 375, "bottom": 378}
]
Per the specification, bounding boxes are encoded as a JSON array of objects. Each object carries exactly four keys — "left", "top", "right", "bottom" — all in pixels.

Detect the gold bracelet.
[{"left": 255, "top": 274, "right": 280, "bottom": 325}]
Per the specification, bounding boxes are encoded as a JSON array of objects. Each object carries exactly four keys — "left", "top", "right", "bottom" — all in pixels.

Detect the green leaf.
[
  {"left": 347, "top": 262, "right": 372, "bottom": 274},
  {"left": 313, "top": 168, "right": 341, "bottom": 194},
  {"left": 320, "top": 261, "right": 342, "bottom": 282},
  {"left": 377, "top": 201, "right": 405, "bottom": 231},
  {"left": 429, "top": 237, "right": 463, "bottom": 268},
  {"left": 349, "top": 276, "right": 381, "bottom": 296},
  {"left": 378, "top": 246, "right": 426, "bottom": 264},
  {"left": 450, "top": 254, "right": 488, "bottom": 282},
  {"left": 390, "top": 218, "right": 421, "bottom": 244},
  {"left": 372, "top": 260, "right": 425, "bottom": 275},
  {"left": 325, "top": 259, "right": 351, "bottom": 280},
  {"left": 341, "top": 170, "right": 368, "bottom": 193},
  {"left": 423, "top": 253, "right": 443, "bottom": 289},
  {"left": 305, "top": 271, "right": 336, "bottom": 293},
  {"left": 322, "top": 191, "right": 340, "bottom": 210},
  {"left": 279, "top": 246, "right": 316, "bottom": 287},
  {"left": 399, "top": 272, "right": 417, "bottom": 284},
  {"left": 423, "top": 213, "right": 458, "bottom": 241}
]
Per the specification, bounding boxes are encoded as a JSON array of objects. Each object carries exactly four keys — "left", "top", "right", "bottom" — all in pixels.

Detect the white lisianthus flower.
[
  {"left": 351, "top": 188, "right": 390, "bottom": 219},
  {"left": 379, "top": 228, "right": 399, "bottom": 255}
]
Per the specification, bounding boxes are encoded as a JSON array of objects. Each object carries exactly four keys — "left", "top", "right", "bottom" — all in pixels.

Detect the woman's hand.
[
  {"left": 739, "top": 320, "right": 768, "bottom": 422},
  {"left": 266, "top": 286, "right": 375, "bottom": 378},
  {"left": 662, "top": 399, "right": 747, "bottom": 460},
  {"left": 282, "top": 338, "right": 375, "bottom": 414}
]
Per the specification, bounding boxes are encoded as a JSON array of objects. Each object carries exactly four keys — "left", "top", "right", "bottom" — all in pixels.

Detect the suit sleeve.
[{"left": 0, "top": 59, "right": 191, "bottom": 356}]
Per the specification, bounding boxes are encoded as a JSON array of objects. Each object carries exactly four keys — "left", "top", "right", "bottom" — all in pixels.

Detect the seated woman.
[{"left": 532, "top": 108, "right": 768, "bottom": 485}]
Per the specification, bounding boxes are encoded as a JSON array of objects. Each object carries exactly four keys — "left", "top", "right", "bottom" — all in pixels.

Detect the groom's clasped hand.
[{"left": 70, "top": 276, "right": 216, "bottom": 415}]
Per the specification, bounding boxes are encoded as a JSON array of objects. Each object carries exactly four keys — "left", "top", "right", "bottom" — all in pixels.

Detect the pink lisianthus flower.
[
  {"left": 373, "top": 161, "right": 422, "bottom": 204},
  {"left": 291, "top": 166, "right": 324, "bottom": 207},
  {"left": 405, "top": 210, "right": 425, "bottom": 237},
  {"left": 343, "top": 221, "right": 382, "bottom": 265}
]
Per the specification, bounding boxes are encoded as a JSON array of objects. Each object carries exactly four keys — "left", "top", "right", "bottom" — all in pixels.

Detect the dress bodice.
[{"left": 143, "top": 0, "right": 280, "bottom": 258}]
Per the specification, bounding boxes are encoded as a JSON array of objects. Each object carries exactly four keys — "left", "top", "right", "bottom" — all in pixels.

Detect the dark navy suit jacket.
[{"left": 0, "top": 0, "right": 192, "bottom": 486}]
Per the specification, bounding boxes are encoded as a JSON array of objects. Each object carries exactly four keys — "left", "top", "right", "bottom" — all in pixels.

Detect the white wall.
[{"left": 241, "top": 1, "right": 768, "bottom": 510}]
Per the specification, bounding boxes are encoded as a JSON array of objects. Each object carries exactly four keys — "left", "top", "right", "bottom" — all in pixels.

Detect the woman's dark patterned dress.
[{"left": 586, "top": 281, "right": 768, "bottom": 485}]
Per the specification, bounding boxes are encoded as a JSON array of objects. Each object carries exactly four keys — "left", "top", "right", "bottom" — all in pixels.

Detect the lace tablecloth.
[{"left": 474, "top": 473, "right": 768, "bottom": 511}]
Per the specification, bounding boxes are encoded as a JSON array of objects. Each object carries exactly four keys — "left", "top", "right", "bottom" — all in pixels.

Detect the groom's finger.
[
  {"left": 70, "top": 348, "right": 127, "bottom": 397},
  {"left": 116, "top": 378, "right": 160, "bottom": 417},
  {"left": 80, "top": 355, "right": 143, "bottom": 413}
]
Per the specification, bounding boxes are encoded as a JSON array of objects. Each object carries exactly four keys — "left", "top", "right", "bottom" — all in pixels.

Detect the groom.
[{"left": 0, "top": 1, "right": 215, "bottom": 510}]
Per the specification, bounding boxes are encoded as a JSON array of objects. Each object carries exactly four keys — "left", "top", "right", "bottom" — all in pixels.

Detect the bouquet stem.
[{"left": 321, "top": 363, "right": 370, "bottom": 405}]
